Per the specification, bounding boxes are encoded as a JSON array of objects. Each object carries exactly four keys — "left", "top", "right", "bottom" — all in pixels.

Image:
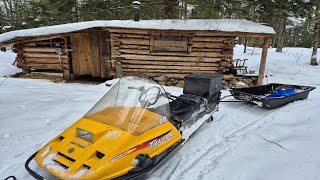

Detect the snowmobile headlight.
[{"left": 77, "top": 128, "right": 93, "bottom": 142}]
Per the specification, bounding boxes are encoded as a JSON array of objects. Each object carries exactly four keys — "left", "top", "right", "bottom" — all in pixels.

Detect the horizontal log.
[
  {"left": 23, "top": 53, "right": 68, "bottom": 59},
  {"left": 23, "top": 47, "right": 62, "bottom": 53},
  {"left": 192, "top": 48, "right": 223, "bottom": 52},
  {"left": 121, "top": 64, "right": 219, "bottom": 71},
  {"left": 107, "top": 28, "right": 150, "bottom": 34},
  {"left": 192, "top": 42, "right": 227, "bottom": 48},
  {"left": 23, "top": 57, "right": 69, "bottom": 64},
  {"left": 118, "top": 49, "right": 150, "bottom": 55},
  {"left": 153, "top": 46, "right": 187, "bottom": 52},
  {"left": 223, "top": 40, "right": 235, "bottom": 44},
  {"left": 18, "top": 63, "right": 69, "bottom": 70},
  {"left": 111, "top": 41, "right": 121, "bottom": 47},
  {"left": 220, "top": 61, "right": 232, "bottom": 66},
  {"left": 114, "top": 54, "right": 230, "bottom": 63},
  {"left": 117, "top": 60, "right": 220, "bottom": 67},
  {"left": 118, "top": 38, "right": 150, "bottom": 45},
  {"left": 121, "top": 72, "right": 187, "bottom": 79},
  {"left": 111, "top": 33, "right": 150, "bottom": 39},
  {"left": 193, "top": 37, "right": 232, "bottom": 42},
  {"left": 119, "top": 44, "right": 150, "bottom": 50},
  {"left": 118, "top": 68, "right": 218, "bottom": 74}
]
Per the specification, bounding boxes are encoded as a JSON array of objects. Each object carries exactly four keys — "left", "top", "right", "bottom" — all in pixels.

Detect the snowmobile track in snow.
[{"left": 166, "top": 105, "right": 284, "bottom": 180}]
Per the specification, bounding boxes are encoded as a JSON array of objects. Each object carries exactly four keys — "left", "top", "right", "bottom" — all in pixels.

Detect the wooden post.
[
  {"left": 257, "top": 37, "right": 270, "bottom": 85},
  {"left": 63, "top": 36, "right": 71, "bottom": 80},
  {"left": 116, "top": 62, "right": 123, "bottom": 78}
]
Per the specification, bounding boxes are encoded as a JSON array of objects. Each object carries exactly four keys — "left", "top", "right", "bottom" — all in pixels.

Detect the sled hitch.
[{"left": 25, "top": 151, "right": 45, "bottom": 180}]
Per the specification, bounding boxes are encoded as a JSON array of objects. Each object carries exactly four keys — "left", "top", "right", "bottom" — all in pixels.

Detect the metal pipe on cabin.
[{"left": 132, "top": 1, "right": 141, "bottom": 22}]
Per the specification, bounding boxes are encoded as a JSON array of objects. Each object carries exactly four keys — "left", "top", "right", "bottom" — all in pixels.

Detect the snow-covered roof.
[{"left": 0, "top": 19, "right": 275, "bottom": 43}]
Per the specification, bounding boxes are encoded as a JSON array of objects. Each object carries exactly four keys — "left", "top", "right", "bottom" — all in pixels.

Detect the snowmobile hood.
[{"left": 34, "top": 115, "right": 181, "bottom": 179}]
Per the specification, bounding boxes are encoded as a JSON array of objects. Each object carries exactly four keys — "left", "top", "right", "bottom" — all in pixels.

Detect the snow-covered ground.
[{"left": 0, "top": 46, "right": 320, "bottom": 180}]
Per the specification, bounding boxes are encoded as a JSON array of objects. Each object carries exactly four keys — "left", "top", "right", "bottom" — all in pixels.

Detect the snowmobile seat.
[{"left": 169, "top": 94, "right": 203, "bottom": 123}]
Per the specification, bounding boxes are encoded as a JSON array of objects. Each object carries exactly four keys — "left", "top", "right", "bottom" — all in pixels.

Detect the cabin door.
[{"left": 70, "top": 31, "right": 111, "bottom": 78}]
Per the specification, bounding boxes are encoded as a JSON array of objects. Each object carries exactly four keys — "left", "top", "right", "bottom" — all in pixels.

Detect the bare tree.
[{"left": 311, "top": 1, "right": 320, "bottom": 66}]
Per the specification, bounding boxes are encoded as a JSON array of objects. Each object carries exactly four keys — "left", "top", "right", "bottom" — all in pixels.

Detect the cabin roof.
[{"left": 0, "top": 19, "right": 275, "bottom": 44}]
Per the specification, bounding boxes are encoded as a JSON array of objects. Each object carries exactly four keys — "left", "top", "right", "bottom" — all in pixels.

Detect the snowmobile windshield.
[{"left": 84, "top": 76, "right": 170, "bottom": 135}]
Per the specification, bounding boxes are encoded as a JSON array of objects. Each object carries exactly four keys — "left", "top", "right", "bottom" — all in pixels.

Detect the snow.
[
  {"left": 0, "top": 45, "right": 320, "bottom": 180},
  {"left": 0, "top": 19, "right": 275, "bottom": 43},
  {"left": 0, "top": 51, "right": 20, "bottom": 77}
]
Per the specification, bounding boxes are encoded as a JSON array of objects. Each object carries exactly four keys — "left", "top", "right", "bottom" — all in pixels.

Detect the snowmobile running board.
[{"left": 25, "top": 140, "right": 184, "bottom": 180}]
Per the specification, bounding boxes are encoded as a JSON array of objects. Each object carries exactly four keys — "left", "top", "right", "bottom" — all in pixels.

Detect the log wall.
[
  {"left": 14, "top": 37, "right": 72, "bottom": 79},
  {"left": 108, "top": 28, "right": 235, "bottom": 81}
]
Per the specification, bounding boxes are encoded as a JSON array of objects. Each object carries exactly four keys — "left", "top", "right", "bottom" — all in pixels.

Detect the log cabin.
[{"left": 0, "top": 19, "right": 275, "bottom": 86}]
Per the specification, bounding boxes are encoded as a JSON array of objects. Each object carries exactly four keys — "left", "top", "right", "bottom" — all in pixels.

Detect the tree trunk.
[
  {"left": 276, "top": 17, "right": 286, "bottom": 53},
  {"left": 164, "top": 0, "right": 178, "bottom": 19},
  {"left": 271, "top": 36, "right": 276, "bottom": 48},
  {"left": 311, "top": 2, "right": 320, "bottom": 66},
  {"left": 244, "top": 38, "right": 247, "bottom": 53},
  {"left": 293, "top": 27, "right": 299, "bottom": 47}
]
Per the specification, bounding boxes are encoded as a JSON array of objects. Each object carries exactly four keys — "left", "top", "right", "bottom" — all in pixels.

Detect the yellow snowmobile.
[{"left": 25, "top": 74, "right": 222, "bottom": 180}]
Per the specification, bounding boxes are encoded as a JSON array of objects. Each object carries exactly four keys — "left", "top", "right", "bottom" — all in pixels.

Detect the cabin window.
[{"left": 151, "top": 33, "right": 193, "bottom": 53}]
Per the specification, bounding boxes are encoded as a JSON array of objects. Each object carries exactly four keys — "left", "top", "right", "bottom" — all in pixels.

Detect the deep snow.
[{"left": 0, "top": 45, "right": 320, "bottom": 180}]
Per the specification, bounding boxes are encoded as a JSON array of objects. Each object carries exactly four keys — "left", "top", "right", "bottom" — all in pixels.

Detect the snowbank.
[
  {"left": 0, "top": 51, "right": 20, "bottom": 77},
  {"left": 0, "top": 19, "right": 275, "bottom": 43}
]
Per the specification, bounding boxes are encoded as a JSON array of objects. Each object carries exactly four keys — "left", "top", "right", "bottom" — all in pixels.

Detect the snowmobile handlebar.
[{"left": 129, "top": 86, "right": 162, "bottom": 106}]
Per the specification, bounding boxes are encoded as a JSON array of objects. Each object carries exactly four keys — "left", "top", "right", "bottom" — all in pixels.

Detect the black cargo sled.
[{"left": 230, "top": 83, "right": 315, "bottom": 109}]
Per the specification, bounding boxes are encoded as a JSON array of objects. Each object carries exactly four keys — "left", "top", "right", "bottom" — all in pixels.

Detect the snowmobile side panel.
[{"left": 114, "top": 140, "right": 184, "bottom": 180}]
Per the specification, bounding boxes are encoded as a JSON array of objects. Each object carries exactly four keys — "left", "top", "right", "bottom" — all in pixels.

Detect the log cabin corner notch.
[{"left": 0, "top": 19, "right": 275, "bottom": 85}]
